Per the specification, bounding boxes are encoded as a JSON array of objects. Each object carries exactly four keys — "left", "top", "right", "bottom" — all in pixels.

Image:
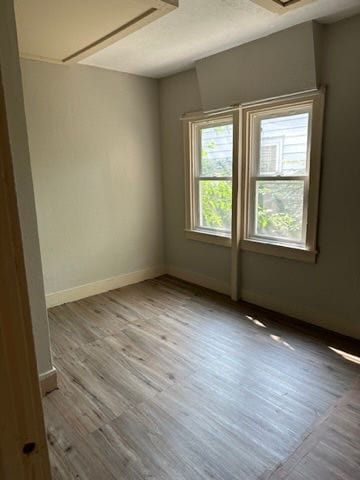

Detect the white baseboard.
[
  {"left": 167, "top": 265, "right": 230, "bottom": 295},
  {"left": 39, "top": 367, "right": 57, "bottom": 396},
  {"left": 46, "top": 265, "right": 167, "bottom": 308}
]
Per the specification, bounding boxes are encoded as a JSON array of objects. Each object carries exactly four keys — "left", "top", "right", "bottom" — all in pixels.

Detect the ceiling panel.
[{"left": 14, "top": 0, "right": 177, "bottom": 63}]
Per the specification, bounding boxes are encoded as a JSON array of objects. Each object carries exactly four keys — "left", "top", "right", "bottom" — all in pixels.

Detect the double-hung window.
[
  {"left": 184, "top": 91, "right": 324, "bottom": 261},
  {"left": 184, "top": 113, "right": 234, "bottom": 246},
  {"left": 241, "top": 91, "right": 324, "bottom": 262}
]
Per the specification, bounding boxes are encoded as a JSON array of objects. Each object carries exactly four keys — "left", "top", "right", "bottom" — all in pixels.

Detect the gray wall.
[
  {"left": 0, "top": 0, "right": 52, "bottom": 375},
  {"left": 160, "top": 69, "right": 231, "bottom": 286},
  {"left": 160, "top": 16, "right": 360, "bottom": 339},
  {"left": 197, "top": 22, "right": 320, "bottom": 110},
  {"left": 21, "top": 60, "right": 164, "bottom": 295}
]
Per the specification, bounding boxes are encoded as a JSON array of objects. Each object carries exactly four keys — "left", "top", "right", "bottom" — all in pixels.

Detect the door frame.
[{"left": 0, "top": 68, "right": 51, "bottom": 479}]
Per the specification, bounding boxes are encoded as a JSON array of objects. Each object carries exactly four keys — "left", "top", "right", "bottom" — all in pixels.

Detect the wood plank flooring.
[{"left": 44, "top": 275, "right": 360, "bottom": 480}]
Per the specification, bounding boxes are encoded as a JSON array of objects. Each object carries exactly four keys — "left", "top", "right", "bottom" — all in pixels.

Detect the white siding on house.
[
  {"left": 260, "top": 113, "right": 309, "bottom": 176},
  {"left": 200, "top": 124, "right": 233, "bottom": 176}
]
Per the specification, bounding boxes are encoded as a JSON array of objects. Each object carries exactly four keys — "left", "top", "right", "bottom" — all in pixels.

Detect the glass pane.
[
  {"left": 200, "top": 123, "right": 233, "bottom": 177},
  {"left": 259, "top": 112, "right": 309, "bottom": 176},
  {"left": 199, "top": 180, "right": 232, "bottom": 232},
  {"left": 255, "top": 180, "right": 304, "bottom": 242}
]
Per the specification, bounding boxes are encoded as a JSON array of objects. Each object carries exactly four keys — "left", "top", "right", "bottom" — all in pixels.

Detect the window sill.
[
  {"left": 184, "top": 232, "right": 317, "bottom": 261},
  {"left": 240, "top": 239, "right": 317, "bottom": 263},
  {"left": 185, "top": 229, "right": 231, "bottom": 247}
]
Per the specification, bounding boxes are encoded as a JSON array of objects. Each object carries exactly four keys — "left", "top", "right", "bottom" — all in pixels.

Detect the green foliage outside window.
[
  {"left": 200, "top": 180, "right": 232, "bottom": 231},
  {"left": 198, "top": 125, "right": 303, "bottom": 239},
  {"left": 199, "top": 125, "right": 232, "bottom": 231},
  {"left": 256, "top": 182, "right": 304, "bottom": 241}
]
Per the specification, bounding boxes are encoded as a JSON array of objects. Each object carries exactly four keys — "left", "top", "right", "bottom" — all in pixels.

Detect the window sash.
[
  {"left": 192, "top": 117, "right": 233, "bottom": 236},
  {"left": 248, "top": 177, "right": 309, "bottom": 245},
  {"left": 249, "top": 106, "right": 312, "bottom": 179},
  {"left": 246, "top": 103, "right": 313, "bottom": 248}
]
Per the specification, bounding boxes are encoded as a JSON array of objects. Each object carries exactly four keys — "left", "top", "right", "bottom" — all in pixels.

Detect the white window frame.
[
  {"left": 240, "top": 90, "right": 325, "bottom": 263},
  {"left": 183, "top": 110, "right": 237, "bottom": 247},
  {"left": 182, "top": 90, "right": 324, "bottom": 263}
]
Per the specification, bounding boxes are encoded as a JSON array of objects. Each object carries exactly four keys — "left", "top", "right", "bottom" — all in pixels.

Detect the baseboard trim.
[
  {"left": 167, "top": 265, "right": 230, "bottom": 295},
  {"left": 46, "top": 265, "right": 167, "bottom": 308},
  {"left": 39, "top": 367, "right": 57, "bottom": 397}
]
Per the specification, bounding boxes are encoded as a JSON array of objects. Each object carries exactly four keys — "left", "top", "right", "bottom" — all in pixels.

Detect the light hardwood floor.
[{"left": 44, "top": 275, "right": 360, "bottom": 480}]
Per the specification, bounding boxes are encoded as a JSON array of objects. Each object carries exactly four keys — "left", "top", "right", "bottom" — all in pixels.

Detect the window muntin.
[
  {"left": 247, "top": 105, "right": 312, "bottom": 246},
  {"left": 192, "top": 118, "right": 233, "bottom": 236}
]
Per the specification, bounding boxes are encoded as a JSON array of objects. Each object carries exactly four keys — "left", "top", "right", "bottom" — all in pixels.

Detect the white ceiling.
[{"left": 82, "top": 0, "right": 360, "bottom": 78}]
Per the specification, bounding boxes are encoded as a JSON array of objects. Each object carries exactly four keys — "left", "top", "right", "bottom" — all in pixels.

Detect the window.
[
  {"left": 241, "top": 91, "right": 324, "bottom": 262},
  {"left": 184, "top": 113, "right": 234, "bottom": 246},
  {"left": 183, "top": 90, "right": 324, "bottom": 261},
  {"left": 250, "top": 109, "right": 310, "bottom": 245},
  {"left": 259, "top": 138, "right": 282, "bottom": 175}
]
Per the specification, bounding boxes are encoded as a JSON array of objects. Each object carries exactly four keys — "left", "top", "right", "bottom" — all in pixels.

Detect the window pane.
[
  {"left": 259, "top": 112, "right": 309, "bottom": 176},
  {"left": 199, "top": 180, "right": 232, "bottom": 232},
  {"left": 200, "top": 123, "right": 233, "bottom": 177},
  {"left": 255, "top": 180, "right": 304, "bottom": 242}
]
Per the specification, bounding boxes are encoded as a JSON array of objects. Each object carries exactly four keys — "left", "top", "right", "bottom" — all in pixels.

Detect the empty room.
[{"left": 1, "top": 0, "right": 360, "bottom": 479}]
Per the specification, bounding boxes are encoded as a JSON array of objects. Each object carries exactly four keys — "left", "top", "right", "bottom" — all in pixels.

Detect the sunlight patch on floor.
[
  {"left": 329, "top": 346, "right": 360, "bottom": 364},
  {"left": 246, "top": 315, "right": 267, "bottom": 328},
  {"left": 270, "top": 334, "right": 295, "bottom": 350}
]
